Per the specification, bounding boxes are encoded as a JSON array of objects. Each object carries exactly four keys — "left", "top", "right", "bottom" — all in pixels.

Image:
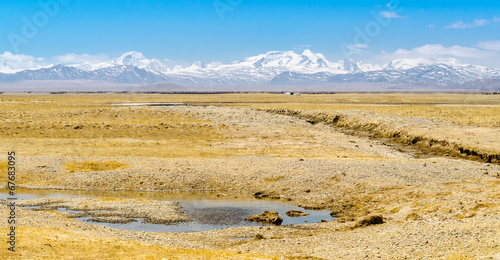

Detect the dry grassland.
[
  {"left": 0, "top": 93, "right": 499, "bottom": 259},
  {"left": 0, "top": 227, "right": 274, "bottom": 260},
  {"left": 2, "top": 93, "right": 499, "bottom": 159}
]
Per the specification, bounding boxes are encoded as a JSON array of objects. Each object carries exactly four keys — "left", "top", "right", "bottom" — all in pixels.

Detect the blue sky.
[{"left": 1, "top": 0, "right": 500, "bottom": 67}]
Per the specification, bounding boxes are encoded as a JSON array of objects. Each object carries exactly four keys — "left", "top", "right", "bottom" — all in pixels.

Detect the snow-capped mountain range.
[{"left": 1, "top": 50, "right": 500, "bottom": 88}]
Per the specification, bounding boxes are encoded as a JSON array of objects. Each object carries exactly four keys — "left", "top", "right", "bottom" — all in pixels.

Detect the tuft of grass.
[
  {"left": 389, "top": 207, "right": 402, "bottom": 214},
  {"left": 471, "top": 203, "right": 495, "bottom": 211},
  {"left": 455, "top": 212, "right": 476, "bottom": 220},
  {"left": 264, "top": 175, "right": 285, "bottom": 182},
  {"left": 405, "top": 212, "right": 421, "bottom": 221},
  {"left": 64, "top": 160, "right": 130, "bottom": 173}
]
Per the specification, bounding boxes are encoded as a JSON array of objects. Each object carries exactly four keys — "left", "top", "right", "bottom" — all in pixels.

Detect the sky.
[{"left": 1, "top": 0, "right": 500, "bottom": 68}]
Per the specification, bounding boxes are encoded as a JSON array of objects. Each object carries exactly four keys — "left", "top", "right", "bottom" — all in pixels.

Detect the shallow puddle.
[{"left": 5, "top": 189, "right": 334, "bottom": 233}]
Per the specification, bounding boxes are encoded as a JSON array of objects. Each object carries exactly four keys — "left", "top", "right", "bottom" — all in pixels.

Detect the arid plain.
[{"left": 1, "top": 93, "right": 499, "bottom": 259}]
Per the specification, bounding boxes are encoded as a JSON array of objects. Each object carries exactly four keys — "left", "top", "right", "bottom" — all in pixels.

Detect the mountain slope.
[
  {"left": 1, "top": 50, "right": 499, "bottom": 88},
  {"left": 0, "top": 65, "right": 169, "bottom": 84}
]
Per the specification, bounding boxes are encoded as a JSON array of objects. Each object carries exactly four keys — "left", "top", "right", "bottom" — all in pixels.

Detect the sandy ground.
[{"left": 1, "top": 104, "right": 499, "bottom": 259}]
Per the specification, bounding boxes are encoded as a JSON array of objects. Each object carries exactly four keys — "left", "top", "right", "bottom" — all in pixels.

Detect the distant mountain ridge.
[{"left": 1, "top": 50, "right": 500, "bottom": 89}]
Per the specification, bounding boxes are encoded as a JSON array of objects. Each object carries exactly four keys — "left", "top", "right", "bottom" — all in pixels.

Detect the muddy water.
[{"left": 4, "top": 189, "right": 333, "bottom": 233}]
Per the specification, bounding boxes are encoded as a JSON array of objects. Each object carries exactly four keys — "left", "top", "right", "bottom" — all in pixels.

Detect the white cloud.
[
  {"left": 380, "top": 11, "right": 404, "bottom": 19},
  {"left": 161, "top": 58, "right": 192, "bottom": 69},
  {"left": 390, "top": 44, "right": 484, "bottom": 58},
  {"left": 474, "top": 19, "right": 489, "bottom": 26},
  {"left": 477, "top": 41, "right": 500, "bottom": 51},
  {"left": 346, "top": 44, "right": 369, "bottom": 54},
  {"left": 0, "top": 52, "right": 50, "bottom": 73},
  {"left": 494, "top": 17, "right": 500, "bottom": 23},
  {"left": 0, "top": 52, "right": 35, "bottom": 62},
  {"left": 376, "top": 43, "right": 500, "bottom": 69},
  {"left": 428, "top": 24, "right": 435, "bottom": 28},
  {"left": 52, "top": 53, "right": 111, "bottom": 64},
  {"left": 446, "top": 19, "right": 489, "bottom": 29}
]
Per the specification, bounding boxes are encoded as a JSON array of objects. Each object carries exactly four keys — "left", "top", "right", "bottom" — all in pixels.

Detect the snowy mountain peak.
[
  {"left": 145, "top": 58, "right": 169, "bottom": 73},
  {"left": 384, "top": 58, "right": 464, "bottom": 70},
  {"left": 113, "top": 51, "right": 170, "bottom": 73},
  {"left": 116, "top": 51, "right": 147, "bottom": 66},
  {"left": 333, "top": 58, "right": 362, "bottom": 72},
  {"left": 238, "top": 50, "right": 333, "bottom": 71},
  {"left": 301, "top": 49, "right": 314, "bottom": 56},
  {"left": 301, "top": 49, "right": 326, "bottom": 62}
]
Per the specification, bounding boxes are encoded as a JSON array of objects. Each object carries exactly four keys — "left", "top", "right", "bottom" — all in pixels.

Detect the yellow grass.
[
  {"left": 252, "top": 103, "right": 500, "bottom": 128},
  {"left": 64, "top": 160, "right": 130, "bottom": 173},
  {"left": 0, "top": 161, "right": 7, "bottom": 174},
  {"left": 264, "top": 175, "right": 285, "bottom": 182},
  {"left": 0, "top": 93, "right": 499, "bottom": 159},
  {"left": 0, "top": 94, "right": 388, "bottom": 159},
  {"left": 0, "top": 227, "right": 276, "bottom": 260}
]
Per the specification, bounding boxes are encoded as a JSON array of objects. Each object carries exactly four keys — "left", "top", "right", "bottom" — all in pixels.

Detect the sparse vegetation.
[
  {"left": 0, "top": 93, "right": 499, "bottom": 259},
  {"left": 0, "top": 227, "right": 275, "bottom": 260},
  {"left": 389, "top": 207, "right": 401, "bottom": 214},
  {"left": 64, "top": 160, "right": 130, "bottom": 173},
  {"left": 0, "top": 161, "right": 7, "bottom": 174},
  {"left": 264, "top": 175, "right": 285, "bottom": 182}
]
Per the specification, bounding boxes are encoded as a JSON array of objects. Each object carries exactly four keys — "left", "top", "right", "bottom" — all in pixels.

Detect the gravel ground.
[{"left": 15, "top": 197, "right": 190, "bottom": 224}]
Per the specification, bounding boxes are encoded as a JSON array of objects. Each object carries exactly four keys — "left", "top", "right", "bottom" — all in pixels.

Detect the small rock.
[
  {"left": 253, "top": 192, "right": 267, "bottom": 198},
  {"left": 269, "top": 193, "right": 281, "bottom": 200},
  {"left": 286, "top": 210, "right": 310, "bottom": 217},
  {"left": 302, "top": 204, "right": 325, "bottom": 210},
  {"left": 255, "top": 234, "right": 265, "bottom": 240},
  {"left": 253, "top": 191, "right": 280, "bottom": 199},
  {"left": 246, "top": 210, "right": 283, "bottom": 225},
  {"left": 88, "top": 217, "right": 136, "bottom": 224},
  {"left": 330, "top": 207, "right": 342, "bottom": 217},
  {"left": 337, "top": 216, "right": 355, "bottom": 223}
]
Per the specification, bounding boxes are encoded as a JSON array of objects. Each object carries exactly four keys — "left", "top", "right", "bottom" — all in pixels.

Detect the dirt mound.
[
  {"left": 286, "top": 210, "right": 310, "bottom": 217},
  {"left": 352, "top": 214, "right": 384, "bottom": 228}
]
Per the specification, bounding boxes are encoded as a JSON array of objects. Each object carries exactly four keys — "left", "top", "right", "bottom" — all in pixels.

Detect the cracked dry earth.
[{"left": 1, "top": 105, "right": 500, "bottom": 259}]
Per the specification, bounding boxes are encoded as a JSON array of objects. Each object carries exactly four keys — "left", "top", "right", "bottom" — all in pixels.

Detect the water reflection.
[{"left": 3, "top": 189, "right": 334, "bottom": 233}]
